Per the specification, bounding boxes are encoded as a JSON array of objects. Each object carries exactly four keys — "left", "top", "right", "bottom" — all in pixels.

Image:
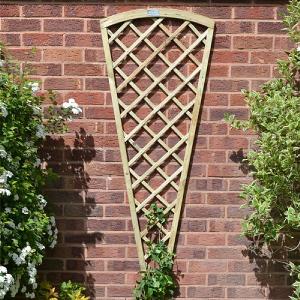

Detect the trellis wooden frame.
[{"left": 101, "top": 8, "right": 214, "bottom": 271}]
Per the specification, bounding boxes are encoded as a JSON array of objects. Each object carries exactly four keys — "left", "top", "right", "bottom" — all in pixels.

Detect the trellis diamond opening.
[{"left": 101, "top": 8, "right": 214, "bottom": 270}]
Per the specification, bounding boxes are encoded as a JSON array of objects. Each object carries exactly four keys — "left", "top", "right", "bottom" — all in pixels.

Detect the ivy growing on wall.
[{"left": 225, "top": 0, "right": 300, "bottom": 298}]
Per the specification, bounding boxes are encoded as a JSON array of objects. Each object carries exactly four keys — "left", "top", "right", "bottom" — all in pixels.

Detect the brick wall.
[{"left": 0, "top": 1, "right": 294, "bottom": 299}]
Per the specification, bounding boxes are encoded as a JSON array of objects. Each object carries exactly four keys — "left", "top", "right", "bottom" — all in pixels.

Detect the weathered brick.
[
  {"left": 258, "top": 21, "right": 285, "bottom": 34},
  {"left": 23, "top": 5, "right": 62, "bottom": 17},
  {"left": 64, "top": 5, "right": 105, "bottom": 18},
  {"left": 65, "top": 34, "right": 102, "bottom": 47},
  {"left": 0, "top": 5, "right": 19, "bottom": 17},
  {"left": 44, "top": 78, "right": 82, "bottom": 90},
  {"left": 44, "top": 19, "right": 84, "bottom": 32},
  {"left": 187, "top": 287, "right": 225, "bottom": 298},
  {"left": 1, "top": 19, "right": 41, "bottom": 31},
  {"left": 23, "top": 33, "right": 63, "bottom": 46},
  {"left": 43, "top": 49, "right": 83, "bottom": 62},
  {"left": 234, "top": 6, "right": 275, "bottom": 19},
  {"left": 233, "top": 36, "right": 273, "bottom": 49}
]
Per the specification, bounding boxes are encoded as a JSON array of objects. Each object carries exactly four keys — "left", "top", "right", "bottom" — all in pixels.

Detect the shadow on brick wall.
[{"left": 38, "top": 128, "right": 99, "bottom": 298}]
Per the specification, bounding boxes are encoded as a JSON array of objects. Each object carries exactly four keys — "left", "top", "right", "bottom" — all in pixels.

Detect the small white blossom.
[
  {"left": 21, "top": 286, "right": 26, "bottom": 293},
  {"left": 0, "top": 266, "right": 7, "bottom": 273},
  {"left": 33, "top": 158, "right": 41, "bottom": 168},
  {"left": 35, "top": 124, "right": 46, "bottom": 139},
  {"left": 0, "top": 189, "right": 11, "bottom": 196},
  {"left": 0, "top": 104, "right": 8, "bottom": 118},
  {"left": 0, "top": 146, "right": 7, "bottom": 158},
  {"left": 62, "top": 98, "right": 82, "bottom": 115},
  {"left": 297, "top": 45, "right": 300, "bottom": 52},
  {"left": 0, "top": 60, "right": 4, "bottom": 67},
  {"left": 49, "top": 239, "right": 57, "bottom": 248},
  {"left": 32, "top": 105, "right": 41, "bottom": 115},
  {"left": 4, "top": 207, "right": 11, "bottom": 213},
  {"left": 27, "top": 82, "right": 39, "bottom": 93},
  {"left": 22, "top": 207, "right": 29, "bottom": 215},
  {"left": 14, "top": 194, "right": 19, "bottom": 200}
]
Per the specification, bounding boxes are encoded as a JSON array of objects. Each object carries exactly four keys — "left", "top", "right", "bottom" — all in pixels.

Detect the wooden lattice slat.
[{"left": 101, "top": 8, "right": 214, "bottom": 270}]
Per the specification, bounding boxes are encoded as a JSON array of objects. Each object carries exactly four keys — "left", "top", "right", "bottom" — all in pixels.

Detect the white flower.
[
  {"left": 297, "top": 45, "right": 300, "bottom": 52},
  {"left": 49, "top": 239, "right": 57, "bottom": 248},
  {"left": 33, "top": 158, "right": 41, "bottom": 168},
  {"left": 4, "top": 207, "right": 11, "bottom": 213},
  {"left": 62, "top": 98, "right": 82, "bottom": 115},
  {"left": 0, "top": 104, "right": 7, "bottom": 118},
  {"left": 37, "top": 194, "right": 47, "bottom": 208},
  {"left": 0, "top": 146, "right": 7, "bottom": 158},
  {"left": 36, "top": 242, "right": 45, "bottom": 250},
  {"left": 5, "top": 171, "right": 13, "bottom": 178},
  {"left": 21, "top": 286, "right": 26, "bottom": 293},
  {"left": 27, "top": 82, "right": 39, "bottom": 93},
  {"left": 0, "top": 60, "right": 5, "bottom": 67},
  {"left": 0, "top": 266, "right": 7, "bottom": 274},
  {"left": 14, "top": 194, "right": 19, "bottom": 200},
  {"left": 22, "top": 207, "right": 29, "bottom": 214},
  {"left": 35, "top": 124, "right": 46, "bottom": 139},
  {"left": 0, "top": 189, "right": 11, "bottom": 196},
  {"left": 71, "top": 107, "right": 82, "bottom": 115},
  {"left": 32, "top": 105, "right": 41, "bottom": 115}
]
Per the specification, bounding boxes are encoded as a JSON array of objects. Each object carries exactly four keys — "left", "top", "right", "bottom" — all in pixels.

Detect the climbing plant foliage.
[
  {"left": 225, "top": 1, "right": 300, "bottom": 299},
  {"left": 134, "top": 204, "right": 177, "bottom": 300}
]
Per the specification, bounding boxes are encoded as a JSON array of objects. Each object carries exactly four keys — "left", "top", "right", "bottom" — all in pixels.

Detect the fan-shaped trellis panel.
[{"left": 101, "top": 8, "right": 214, "bottom": 270}]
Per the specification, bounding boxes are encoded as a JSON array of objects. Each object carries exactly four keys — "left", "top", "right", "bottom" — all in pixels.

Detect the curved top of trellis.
[{"left": 100, "top": 8, "right": 215, "bottom": 29}]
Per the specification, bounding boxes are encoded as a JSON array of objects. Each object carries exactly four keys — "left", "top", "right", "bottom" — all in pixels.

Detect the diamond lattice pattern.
[{"left": 104, "top": 14, "right": 212, "bottom": 262}]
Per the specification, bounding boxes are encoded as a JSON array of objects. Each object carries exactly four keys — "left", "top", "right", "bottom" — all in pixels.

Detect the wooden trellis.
[{"left": 101, "top": 8, "right": 214, "bottom": 270}]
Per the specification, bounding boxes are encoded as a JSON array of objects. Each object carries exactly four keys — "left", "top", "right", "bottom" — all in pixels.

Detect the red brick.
[
  {"left": 186, "top": 233, "right": 226, "bottom": 246},
  {"left": 85, "top": 107, "right": 114, "bottom": 119},
  {"left": 1, "top": 19, "right": 41, "bottom": 31},
  {"left": 251, "top": 51, "right": 288, "bottom": 64},
  {"left": 43, "top": 49, "right": 83, "bottom": 62},
  {"left": 213, "top": 35, "right": 231, "bottom": 49},
  {"left": 210, "top": 79, "right": 249, "bottom": 92},
  {"left": 176, "top": 247, "right": 206, "bottom": 259},
  {"left": 64, "top": 92, "right": 105, "bottom": 105},
  {"left": 0, "top": 5, "right": 19, "bottom": 17},
  {"left": 207, "top": 192, "right": 243, "bottom": 205},
  {"left": 227, "top": 287, "right": 267, "bottom": 298},
  {"left": 86, "top": 246, "right": 125, "bottom": 258},
  {"left": 44, "top": 78, "right": 82, "bottom": 90},
  {"left": 231, "top": 65, "right": 271, "bottom": 78},
  {"left": 23, "top": 33, "right": 63, "bottom": 46},
  {"left": 64, "top": 5, "right": 105, "bottom": 18},
  {"left": 209, "top": 220, "right": 242, "bottom": 232},
  {"left": 257, "top": 21, "right": 285, "bottom": 34},
  {"left": 107, "top": 286, "right": 133, "bottom": 297},
  {"left": 0, "top": 34, "right": 20, "bottom": 46},
  {"left": 87, "top": 219, "right": 126, "bottom": 231},
  {"left": 274, "top": 36, "right": 295, "bottom": 50},
  {"left": 189, "top": 260, "right": 227, "bottom": 273},
  {"left": 86, "top": 191, "right": 124, "bottom": 203},
  {"left": 85, "top": 49, "right": 105, "bottom": 62},
  {"left": 44, "top": 19, "right": 84, "bottom": 32},
  {"left": 212, "top": 51, "right": 249, "bottom": 63},
  {"left": 85, "top": 78, "right": 109, "bottom": 90},
  {"left": 26, "top": 63, "right": 61, "bottom": 76},
  {"left": 208, "top": 65, "right": 229, "bottom": 77},
  {"left": 87, "top": 20, "right": 101, "bottom": 33},
  {"left": 192, "top": 6, "right": 232, "bottom": 19},
  {"left": 208, "top": 164, "right": 246, "bottom": 177},
  {"left": 64, "top": 63, "right": 104, "bottom": 76},
  {"left": 22, "top": 5, "right": 62, "bottom": 17},
  {"left": 107, "top": 261, "right": 139, "bottom": 271},
  {"left": 105, "top": 205, "right": 130, "bottom": 217},
  {"left": 234, "top": 7, "right": 275, "bottom": 19},
  {"left": 179, "top": 274, "right": 206, "bottom": 285},
  {"left": 65, "top": 34, "right": 102, "bottom": 47},
  {"left": 216, "top": 21, "right": 255, "bottom": 34},
  {"left": 209, "top": 108, "right": 248, "bottom": 121},
  {"left": 87, "top": 273, "right": 124, "bottom": 284},
  {"left": 187, "top": 287, "right": 225, "bottom": 298},
  {"left": 186, "top": 206, "right": 225, "bottom": 218},
  {"left": 208, "top": 247, "right": 245, "bottom": 259},
  {"left": 9, "top": 48, "right": 42, "bottom": 62},
  {"left": 208, "top": 274, "right": 245, "bottom": 286},
  {"left": 209, "top": 136, "right": 249, "bottom": 149},
  {"left": 233, "top": 36, "right": 273, "bottom": 49}
]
